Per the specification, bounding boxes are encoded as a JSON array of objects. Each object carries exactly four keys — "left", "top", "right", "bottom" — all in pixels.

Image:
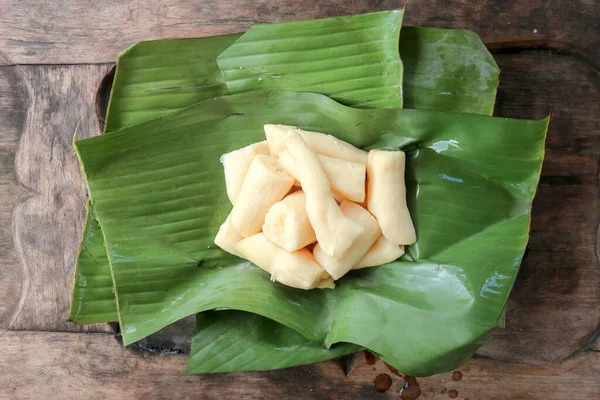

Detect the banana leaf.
[
  {"left": 69, "top": 11, "right": 506, "bottom": 374},
  {"left": 70, "top": 11, "right": 406, "bottom": 325},
  {"left": 74, "top": 90, "right": 548, "bottom": 375},
  {"left": 400, "top": 26, "right": 499, "bottom": 115},
  {"left": 69, "top": 205, "right": 116, "bottom": 323},
  {"left": 217, "top": 10, "right": 404, "bottom": 109},
  {"left": 104, "top": 34, "right": 242, "bottom": 134},
  {"left": 69, "top": 14, "right": 504, "bottom": 374},
  {"left": 70, "top": 33, "right": 241, "bottom": 324},
  {"left": 188, "top": 311, "right": 360, "bottom": 373},
  {"left": 70, "top": 24, "right": 499, "bottom": 325}
]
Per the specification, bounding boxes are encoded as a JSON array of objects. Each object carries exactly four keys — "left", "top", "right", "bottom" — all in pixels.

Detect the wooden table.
[{"left": 1, "top": 1, "right": 598, "bottom": 398}]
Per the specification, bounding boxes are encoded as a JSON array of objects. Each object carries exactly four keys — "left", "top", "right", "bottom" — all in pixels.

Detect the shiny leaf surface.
[
  {"left": 400, "top": 26, "right": 499, "bottom": 114},
  {"left": 74, "top": 91, "right": 547, "bottom": 375},
  {"left": 188, "top": 311, "right": 361, "bottom": 374},
  {"left": 70, "top": 13, "right": 509, "bottom": 375},
  {"left": 70, "top": 24, "right": 500, "bottom": 326},
  {"left": 217, "top": 11, "right": 404, "bottom": 109}
]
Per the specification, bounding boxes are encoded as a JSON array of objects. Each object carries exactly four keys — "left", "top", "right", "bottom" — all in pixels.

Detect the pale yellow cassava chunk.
[
  {"left": 262, "top": 191, "right": 316, "bottom": 252},
  {"left": 331, "top": 190, "right": 346, "bottom": 204},
  {"left": 279, "top": 129, "right": 364, "bottom": 259},
  {"left": 279, "top": 150, "right": 366, "bottom": 203},
  {"left": 366, "top": 150, "right": 416, "bottom": 245},
  {"left": 221, "top": 141, "right": 270, "bottom": 205},
  {"left": 264, "top": 124, "right": 367, "bottom": 164},
  {"left": 316, "top": 277, "right": 335, "bottom": 289},
  {"left": 235, "top": 233, "right": 332, "bottom": 290},
  {"left": 354, "top": 235, "right": 405, "bottom": 269},
  {"left": 313, "top": 200, "right": 381, "bottom": 280},
  {"left": 214, "top": 215, "right": 244, "bottom": 258},
  {"left": 230, "top": 154, "right": 294, "bottom": 237}
]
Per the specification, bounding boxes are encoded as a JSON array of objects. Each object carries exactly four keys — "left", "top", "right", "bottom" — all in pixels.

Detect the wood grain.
[
  {"left": 478, "top": 50, "right": 600, "bottom": 364},
  {"left": 0, "top": 50, "right": 27, "bottom": 329},
  {"left": 6, "top": 64, "right": 113, "bottom": 332},
  {"left": 1, "top": 330, "right": 599, "bottom": 399},
  {"left": 0, "top": 0, "right": 598, "bottom": 65}
]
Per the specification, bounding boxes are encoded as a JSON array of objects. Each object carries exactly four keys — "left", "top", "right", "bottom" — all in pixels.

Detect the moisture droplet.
[
  {"left": 452, "top": 371, "right": 463, "bottom": 381},
  {"left": 374, "top": 373, "right": 392, "bottom": 393},
  {"left": 400, "top": 376, "right": 421, "bottom": 399}
]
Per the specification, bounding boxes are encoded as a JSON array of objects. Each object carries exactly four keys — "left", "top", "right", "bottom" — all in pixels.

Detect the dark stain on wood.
[
  {"left": 448, "top": 389, "right": 459, "bottom": 398},
  {"left": 373, "top": 373, "right": 392, "bottom": 393},
  {"left": 452, "top": 371, "right": 463, "bottom": 381},
  {"left": 364, "top": 351, "right": 378, "bottom": 365}
]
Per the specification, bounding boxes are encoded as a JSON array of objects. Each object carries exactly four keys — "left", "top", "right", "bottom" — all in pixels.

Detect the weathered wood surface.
[
  {"left": 480, "top": 50, "right": 600, "bottom": 365},
  {"left": 0, "top": 0, "right": 598, "bottom": 66},
  {"left": 1, "top": 330, "right": 599, "bottom": 399},
  {"left": 0, "top": 0, "right": 599, "bottom": 398},
  {"left": 0, "top": 63, "right": 113, "bottom": 332},
  {"left": 0, "top": 51, "right": 27, "bottom": 328}
]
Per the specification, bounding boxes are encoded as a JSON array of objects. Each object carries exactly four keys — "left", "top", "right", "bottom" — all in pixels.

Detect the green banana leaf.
[
  {"left": 217, "top": 10, "right": 404, "bottom": 109},
  {"left": 188, "top": 311, "right": 360, "bottom": 373},
  {"left": 70, "top": 23, "right": 499, "bottom": 326},
  {"left": 104, "top": 34, "right": 242, "bottom": 134},
  {"left": 70, "top": 11, "right": 407, "bottom": 325},
  {"left": 69, "top": 13, "right": 504, "bottom": 374},
  {"left": 74, "top": 90, "right": 547, "bottom": 375},
  {"left": 68, "top": 11, "right": 505, "bottom": 374},
  {"left": 70, "top": 33, "right": 241, "bottom": 324},
  {"left": 69, "top": 205, "right": 116, "bottom": 323},
  {"left": 400, "top": 26, "right": 499, "bottom": 115}
]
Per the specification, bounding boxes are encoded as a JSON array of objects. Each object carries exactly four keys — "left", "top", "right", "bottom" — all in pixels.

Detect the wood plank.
[
  {"left": 1, "top": 330, "right": 599, "bottom": 399},
  {"left": 0, "top": 0, "right": 598, "bottom": 65},
  {"left": 477, "top": 50, "right": 600, "bottom": 364},
  {"left": 5, "top": 64, "right": 113, "bottom": 332},
  {"left": 0, "top": 51, "right": 28, "bottom": 328}
]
